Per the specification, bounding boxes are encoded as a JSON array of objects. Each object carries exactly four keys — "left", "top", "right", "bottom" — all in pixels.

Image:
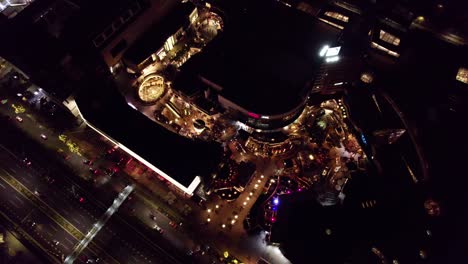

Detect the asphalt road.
[{"left": 0, "top": 121, "right": 189, "bottom": 264}]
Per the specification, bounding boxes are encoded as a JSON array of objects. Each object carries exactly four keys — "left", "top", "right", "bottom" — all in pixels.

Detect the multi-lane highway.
[{"left": 0, "top": 120, "right": 190, "bottom": 263}]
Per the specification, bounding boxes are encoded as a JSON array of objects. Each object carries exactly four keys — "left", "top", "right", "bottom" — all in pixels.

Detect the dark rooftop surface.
[
  {"left": 75, "top": 80, "right": 222, "bottom": 188},
  {"left": 271, "top": 169, "right": 427, "bottom": 264},
  {"left": 123, "top": 2, "right": 194, "bottom": 66},
  {"left": 174, "top": 0, "right": 340, "bottom": 115}
]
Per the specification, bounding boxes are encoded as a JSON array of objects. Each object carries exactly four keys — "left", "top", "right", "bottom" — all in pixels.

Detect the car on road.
[
  {"left": 89, "top": 167, "right": 101, "bottom": 176},
  {"left": 153, "top": 224, "right": 163, "bottom": 233},
  {"left": 105, "top": 168, "right": 117, "bottom": 176},
  {"left": 83, "top": 159, "right": 92, "bottom": 165},
  {"left": 22, "top": 157, "right": 31, "bottom": 166},
  {"left": 149, "top": 214, "right": 157, "bottom": 221},
  {"left": 15, "top": 116, "right": 23, "bottom": 122},
  {"left": 40, "top": 134, "right": 47, "bottom": 140},
  {"left": 85, "top": 257, "right": 101, "bottom": 263},
  {"left": 169, "top": 221, "right": 182, "bottom": 229}
]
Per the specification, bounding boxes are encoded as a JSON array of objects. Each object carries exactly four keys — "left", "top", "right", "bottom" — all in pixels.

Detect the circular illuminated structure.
[{"left": 138, "top": 74, "right": 166, "bottom": 103}]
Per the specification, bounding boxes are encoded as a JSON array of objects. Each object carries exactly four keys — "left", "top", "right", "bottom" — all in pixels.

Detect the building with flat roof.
[
  {"left": 173, "top": 0, "right": 341, "bottom": 130},
  {"left": 122, "top": 1, "right": 196, "bottom": 72},
  {"left": 75, "top": 79, "right": 222, "bottom": 196}
]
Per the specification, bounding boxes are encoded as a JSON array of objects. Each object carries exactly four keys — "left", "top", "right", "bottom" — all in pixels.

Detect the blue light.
[{"left": 361, "top": 134, "right": 367, "bottom": 145}]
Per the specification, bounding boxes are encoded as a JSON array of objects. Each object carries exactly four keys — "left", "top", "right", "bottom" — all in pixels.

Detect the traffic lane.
[
  {"left": 2, "top": 115, "right": 188, "bottom": 262},
  {"left": 0, "top": 156, "right": 115, "bottom": 262},
  {"left": 0, "top": 171, "right": 36, "bottom": 221},
  {"left": 1, "top": 115, "right": 121, "bottom": 208},
  {"left": 96, "top": 215, "right": 167, "bottom": 264},
  {"left": 26, "top": 170, "right": 180, "bottom": 264},
  {"left": 0, "top": 171, "right": 113, "bottom": 264},
  {"left": 0, "top": 174, "right": 77, "bottom": 260},
  {"left": 95, "top": 213, "right": 185, "bottom": 264},
  {"left": 27, "top": 209, "right": 79, "bottom": 256},
  {"left": 132, "top": 198, "right": 194, "bottom": 252},
  {"left": 0, "top": 140, "right": 118, "bottom": 221},
  {"left": 0, "top": 150, "right": 104, "bottom": 232},
  {"left": 0, "top": 140, "right": 169, "bottom": 263}
]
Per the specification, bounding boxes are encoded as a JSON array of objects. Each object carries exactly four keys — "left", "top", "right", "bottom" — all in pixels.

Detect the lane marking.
[
  {"left": 64, "top": 237, "right": 76, "bottom": 246},
  {"left": 9, "top": 199, "right": 21, "bottom": 208},
  {"left": 0, "top": 170, "right": 120, "bottom": 264},
  {"left": 0, "top": 210, "right": 62, "bottom": 264},
  {"left": 14, "top": 194, "right": 23, "bottom": 202}
]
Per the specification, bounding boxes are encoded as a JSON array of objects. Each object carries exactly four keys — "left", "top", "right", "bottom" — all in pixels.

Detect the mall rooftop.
[
  {"left": 75, "top": 80, "right": 222, "bottom": 195},
  {"left": 174, "top": 0, "right": 341, "bottom": 116}
]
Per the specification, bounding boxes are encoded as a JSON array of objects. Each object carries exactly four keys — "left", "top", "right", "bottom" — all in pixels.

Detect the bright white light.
[
  {"left": 273, "top": 197, "right": 279, "bottom": 205},
  {"left": 127, "top": 102, "right": 137, "bottom": 110},
  {"left": 34, "top": 91, "right": 39, "bottom": 95},
  {"left": 325, "top": 46, "right": 341, "bottom": 57},
  {"left": 319, "top": 45, "right": 329, "bottom": 57},
  {"left": 325, "top": 56, "right": 340, "bottom": 63}
]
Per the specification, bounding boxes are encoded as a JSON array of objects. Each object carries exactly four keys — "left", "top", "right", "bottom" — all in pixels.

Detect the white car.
[{"left": 153, "top": 224, "right": 163, "bottom": 233}]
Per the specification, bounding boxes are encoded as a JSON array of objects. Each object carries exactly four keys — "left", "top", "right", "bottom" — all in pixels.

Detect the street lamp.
[
  {"left": 207, "top": 218, "right": 211, "bottom": 222},
  {"left": 222, "top": 224, "right": 226, "bottom": 229},
  {"left": 207, "top": 209, "right": 211, "bottom": 213}
]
